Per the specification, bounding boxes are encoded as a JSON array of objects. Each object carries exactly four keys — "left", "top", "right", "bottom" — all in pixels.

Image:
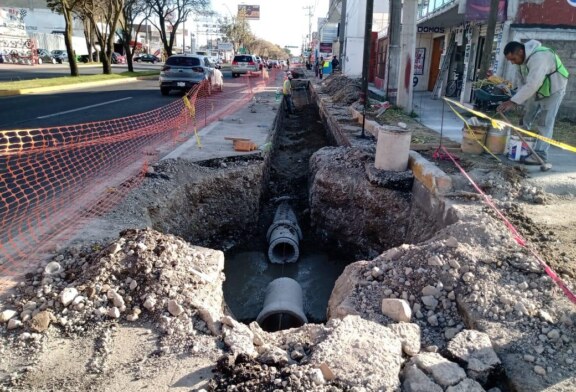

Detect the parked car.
[
  {"left": 51, "top": 50, "right": 68, "bottom": 63},
  {"left": 230, "top": 54, "right": 260, "bottom": 77},
  {"left": 268, "top": 59, "right": 279, "bottom": 69},
  {"left": 255, "top": 56, "right": 265, "bottom": 70},
  {"left": 134, "top": 53, "right": 160, "bottom": 63},
  {"left": 36, "top": 49, "right": 56, "bottom": 64},
  {"left": 159, "top": 54, "right": 215, "bottom": 96}
]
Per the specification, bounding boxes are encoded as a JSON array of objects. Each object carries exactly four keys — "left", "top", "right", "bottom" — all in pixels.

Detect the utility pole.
[
  {"left": 360, "top": 0, "right": 374, "bottom": 138},
  {"left": 303, "top": 5, "right": 313, "bottom": 52},
  {"left": 387, "top": 0, "right": 402, "bottom": 103},
  {"left": 478, "top": 0, "right": 500, "bottom": 79},
  {"left": 396, "top": 0, "right": 418, "bottom": 111},
  {"left": 339, "top": 0, "right": 347, "bottom": 62}
]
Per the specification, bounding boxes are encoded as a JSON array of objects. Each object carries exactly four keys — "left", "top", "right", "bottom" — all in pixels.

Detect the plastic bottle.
[{"left": 275, "top": 88, "right": 281, "bottom": 102}]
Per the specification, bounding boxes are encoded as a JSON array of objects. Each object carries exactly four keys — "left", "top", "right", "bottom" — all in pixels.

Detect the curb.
[{"left": 0, "top": 75, "right": 158, "bottom": 97}]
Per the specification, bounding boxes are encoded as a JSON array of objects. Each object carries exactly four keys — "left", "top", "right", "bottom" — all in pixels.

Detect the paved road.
[
  {"left": 0, "top": 63, "right": 161, "bottom": 82},
  {"left": 0, "top": 79, "right": 187, "bottom": 130}
]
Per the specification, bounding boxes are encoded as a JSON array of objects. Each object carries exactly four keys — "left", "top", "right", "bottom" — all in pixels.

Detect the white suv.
[
  {"left": 231, "top": 54, "right": 259, "bottom": 77},
  {"left": 159, "top": 54, "right": 215, "bottom": 95}
]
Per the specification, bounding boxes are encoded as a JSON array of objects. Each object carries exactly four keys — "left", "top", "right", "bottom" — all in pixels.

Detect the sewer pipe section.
[
  {"left": 256, "top": 277, "right": 308, "bottom": 332},
  {"left": 266, "top": 202, "right": 302, "bottom": 264}
]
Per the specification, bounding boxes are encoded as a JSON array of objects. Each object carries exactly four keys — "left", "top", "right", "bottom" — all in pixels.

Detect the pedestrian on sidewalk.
[
  {"left": 314, "top": 58, "right": 320, "bottom": 78},
  {"left": 283, "top": 72, "right": 295, "bottom": 116},
  {"left": 319, "top": 56, "right": 324, "bottom": 80},
  {"left": 331, "top": 55, "right": 340, "bottom": 72},
  {"left": 497, "top": 40, "right": 569, "bottom": 164}
]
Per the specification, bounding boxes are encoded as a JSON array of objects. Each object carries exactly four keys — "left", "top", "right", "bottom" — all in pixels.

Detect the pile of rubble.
[
  {"left": 320, "top": 75, "right": 361, "bottom": 105},
  {"left": 0, "top": 228, "right": 226, "bottom": 355}
]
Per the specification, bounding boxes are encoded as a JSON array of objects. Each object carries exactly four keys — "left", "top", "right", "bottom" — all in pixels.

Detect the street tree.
[
  {"left": 146, "top": 0, "right": 209, "bottom": 57},
  {"left": 119, "top": 0, "right": 150, "bottom": 72},
  {"left": 46, "top": 0, "right": 82, "bottom": 76},
  {"left": 218, "top": 9, "right": 251, "bottom": 53},
  {"left": 79, "top": 0, "right": 124, "bottom": 74}
]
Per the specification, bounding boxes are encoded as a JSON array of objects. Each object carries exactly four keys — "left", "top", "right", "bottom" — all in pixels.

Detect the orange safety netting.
[{"left": 0, "top": 68, "right": 280, "bottom": 286}]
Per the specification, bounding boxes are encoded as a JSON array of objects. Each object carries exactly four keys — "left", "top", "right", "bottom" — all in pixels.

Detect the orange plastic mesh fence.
[{"left": 0, "top": 68, "right": 281, "bottom": 286}]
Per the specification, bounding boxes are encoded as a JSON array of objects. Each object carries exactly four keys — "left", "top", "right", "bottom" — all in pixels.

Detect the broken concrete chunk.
[
  {"left": 447, "top": 330, "right": 501, "bottom": 384},
  {"left": 29, "top": 311, "right": 54, "bottom": 333},
  {"left": 381, "top": 298, "right": 412, "bottom": 322},
  {"left": 402, "top": 364, "right": 443, "bottom": 392},
  {"left": 388, "top": 323, "right": 421, "bottom": 356},
  {"left": 409, "top": 352, "right": 466, "bottom": 387},
  {"left": 446, "top": 378, "right": 485, "bottom": 392}
]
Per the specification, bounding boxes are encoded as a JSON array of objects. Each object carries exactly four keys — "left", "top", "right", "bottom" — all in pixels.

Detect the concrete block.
[{"left": 408, "top": 151, "right": 452, "bottom": 195}]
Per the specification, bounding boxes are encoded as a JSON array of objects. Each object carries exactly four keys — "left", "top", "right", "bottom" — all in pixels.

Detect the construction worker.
[
  {"left": 497, "top": 40, "right": 569, "bottom": 164},
  {"left": 283, "top": 72, "right": 295, "bottom": 116}
]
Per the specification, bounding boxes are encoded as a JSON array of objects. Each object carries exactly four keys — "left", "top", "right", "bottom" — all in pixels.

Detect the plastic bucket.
[
  {"left": 507, "top": 135, "right": 535, "bottom": 161},
  {"left": 461, "top": 126, "right": 488, "bottom": 155},
  {"left": 486, "top": 128, "right": 508, "bottom": 154}
]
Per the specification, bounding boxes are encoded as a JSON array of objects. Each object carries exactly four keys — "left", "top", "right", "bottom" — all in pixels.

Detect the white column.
[{"left": 396, "top": 0, "right": 418, "bottom": 112}]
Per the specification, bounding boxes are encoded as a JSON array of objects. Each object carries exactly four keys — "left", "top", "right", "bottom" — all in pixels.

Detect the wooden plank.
[{"left": 224, "top": 136, "right": 251, "bottom": 141}]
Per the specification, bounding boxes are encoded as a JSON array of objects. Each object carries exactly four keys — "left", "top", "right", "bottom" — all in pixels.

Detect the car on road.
[
  {"left": 36, "top": 49, "right": 56, "bottom": 64},
  {"left": 111, "top": 52, "right": 126, "bottom": 64},
  {"left": 51, "top": 50, "right": 68, "bottom": 63},
  {"left": 231, "top": 54, "right": 259, "bottom": 77},
  {"left": 267, "top": 59, "right": 279, "bottom": 69},
  {"left": 159, "top": 54, "right": 215, "bottom": 96},
  {"left": 134, "top": 53, "right": 160, "bottom": 63}
]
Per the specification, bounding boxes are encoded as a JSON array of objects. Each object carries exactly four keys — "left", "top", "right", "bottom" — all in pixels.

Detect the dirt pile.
[{"left": 320, "top": 75, "right": 361, "bottom": 105}]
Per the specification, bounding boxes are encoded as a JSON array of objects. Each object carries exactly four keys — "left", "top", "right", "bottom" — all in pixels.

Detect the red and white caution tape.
[{"left": 441, "top": 146, "right": 576, "bottom": 306}]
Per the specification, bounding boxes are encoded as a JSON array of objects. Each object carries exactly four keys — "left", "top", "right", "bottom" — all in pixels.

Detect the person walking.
[
  {"left": 319, "top": 56, "right": 324, "bottom": 79},
  {"left": 331, "top": 55, "right": 340, "bottom": 72},
  {"left": 283, "top": 72, "right": 295, "bottom": 116},
  {"left": 314, "top": 58, "right": 320, "bottom": 78},
  {"left": 497, "top": 40, "right": 569, "bottom": 164}
]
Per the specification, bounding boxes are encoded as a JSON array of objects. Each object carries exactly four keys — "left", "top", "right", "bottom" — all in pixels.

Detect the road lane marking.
[{"left": 37, "top": 97, "right": 133, "bottom": 119}]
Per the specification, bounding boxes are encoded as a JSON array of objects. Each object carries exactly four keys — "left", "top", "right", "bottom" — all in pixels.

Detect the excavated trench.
[{"left": 148, "top": 80, "right": 454, "bottom": 332}]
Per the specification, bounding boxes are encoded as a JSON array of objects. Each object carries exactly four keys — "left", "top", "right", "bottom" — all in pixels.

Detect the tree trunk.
[
  {"left": 478, "top": 0, "right": 500, "bottom": 79},
  {"left": 62, "top": 5, "right": 78, "bottom": 76},
  {"left": 124, "top": 41, "right": 134, "bottom": 72}
]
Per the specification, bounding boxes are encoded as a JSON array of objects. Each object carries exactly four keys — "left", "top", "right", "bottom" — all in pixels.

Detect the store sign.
[
  {"left": 465, "top": 0, "right": 506, "bottom": 21},
  {"left": 417, "top": 26, "right": 445, "bottom": 34},
  {"left": 218, "top": 42, "right": 233, "bottom": 51}
]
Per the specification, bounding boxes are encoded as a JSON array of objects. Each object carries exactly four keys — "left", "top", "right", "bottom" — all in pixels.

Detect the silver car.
[
  {"left": 231, "top": 54, "right": 259, "bottom": 77},
  {"left": 159, "top": 54, "right": 215, "bottom": 95}
]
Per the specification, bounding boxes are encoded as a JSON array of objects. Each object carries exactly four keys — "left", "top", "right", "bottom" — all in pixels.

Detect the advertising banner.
[
  {"left": 238, "top": 5, "right": 260, "bottom": 20},
  {"left": 319, "top": 42, "right": 332, "bottom": 53},
  {"left": 465, "top": 0, "right": 507, "bottom": 21}
]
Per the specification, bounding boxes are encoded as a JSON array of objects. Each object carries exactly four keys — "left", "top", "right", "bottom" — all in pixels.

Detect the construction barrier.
[{"left": 0, "top": 68, "right": 280, "bottom": 286}]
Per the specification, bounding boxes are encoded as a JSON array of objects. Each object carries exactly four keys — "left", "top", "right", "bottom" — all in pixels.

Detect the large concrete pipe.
[
  {"left": 256, "top": 277, "right": 308, "bottom": 332},
  {"left": 266, "top": 202, "right": 302, "bottom": 264}
]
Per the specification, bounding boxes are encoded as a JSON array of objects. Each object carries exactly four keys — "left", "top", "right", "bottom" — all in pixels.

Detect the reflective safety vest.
[
  {"left": 283, "top": 79, "right": 292, "bottom": 95},
  {"left": 523, "top": 46, "right": 569, "bottom": 99}
]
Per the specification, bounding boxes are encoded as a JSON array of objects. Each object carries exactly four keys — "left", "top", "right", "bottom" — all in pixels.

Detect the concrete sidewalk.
[{"left": 413, "top": 91, "right": 576, "bottom": 194}]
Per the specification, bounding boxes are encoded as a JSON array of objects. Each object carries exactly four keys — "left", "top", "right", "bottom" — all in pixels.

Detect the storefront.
[{"left": 415, "top": 0, "right": 507, "bottom": 103}]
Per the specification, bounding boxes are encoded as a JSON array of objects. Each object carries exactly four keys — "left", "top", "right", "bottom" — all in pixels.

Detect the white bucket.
[{"left": 507, "top": 135, "right": 535, "bottom": 161}]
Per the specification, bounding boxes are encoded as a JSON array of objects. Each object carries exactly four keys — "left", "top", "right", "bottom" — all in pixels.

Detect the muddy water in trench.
[{"left": 224, "top": 87, "right": 353, "bottom": 324}]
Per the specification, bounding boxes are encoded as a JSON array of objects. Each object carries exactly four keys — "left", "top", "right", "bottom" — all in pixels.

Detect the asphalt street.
[
  {"left": 0, "top": 63, "right": 235, "bottom": 130},
  {"left": 0, "top": 62, "right": 160, "bottom": 82}
]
